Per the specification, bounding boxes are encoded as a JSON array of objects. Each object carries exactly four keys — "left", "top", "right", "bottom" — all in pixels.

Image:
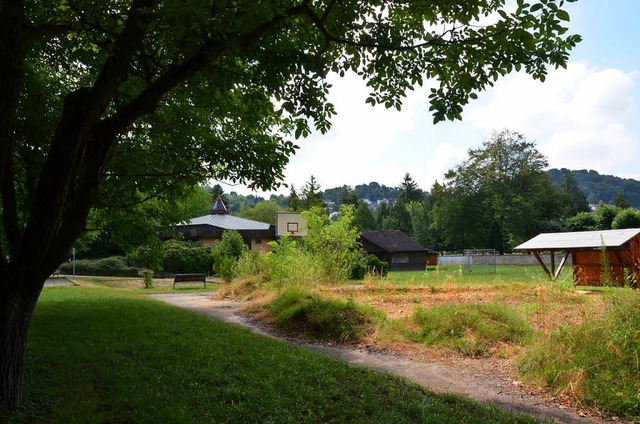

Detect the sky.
[{"left": 225, "top": 0, "right": 640, "bottom": 196}]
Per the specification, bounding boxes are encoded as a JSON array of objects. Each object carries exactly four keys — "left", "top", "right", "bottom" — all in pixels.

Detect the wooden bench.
[{"left": 173, "top": 273, "right": 207, "bottom": 289}]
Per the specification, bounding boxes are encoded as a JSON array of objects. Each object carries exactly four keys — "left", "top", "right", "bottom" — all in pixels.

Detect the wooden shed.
[
  {"left": 360, "top": 230, "right": 438, "bottom": 271},
  {"left": 515, "top": 228, "right": 640, "bottom": 286}
]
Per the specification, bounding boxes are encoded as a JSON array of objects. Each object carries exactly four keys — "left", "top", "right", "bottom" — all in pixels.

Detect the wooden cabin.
[
  {"left": 515, "top": 228, "right": 640, "bottom": 286},
  {"left": 360, "top": 230, "right": 438, "bottom": 271}
]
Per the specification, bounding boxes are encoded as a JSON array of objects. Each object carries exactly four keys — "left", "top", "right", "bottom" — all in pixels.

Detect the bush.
[
  {"left": 348, "top": 254, "right": 389, "bottom": 280},
  {"left": 138, "top": 269, "right": 154, "bottom": 288},
  {"left": 213, "top": 254, "right": 237, "bottom": 283},
  {"left": 517, "top": 289, "right": 640, "bottom": 418},
  {"left": 212, "top": 230, "right": 247, "bottom": 260},
  {"left": 267, "top": 288, "right": 383, "bottom": 343},
  {"left": 162, "top": 240, "right": 213, "bottom": 274},
  {"left": 59, "top": 256, "right": 140, "bottom": 277}
]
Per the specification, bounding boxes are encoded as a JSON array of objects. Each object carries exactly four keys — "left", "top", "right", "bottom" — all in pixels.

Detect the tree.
[
  {"left": 339, "top": 185, "right": 360, "bottom": 206},
  {"left": 382, "top": 201, "right": 413, "bottom": 235},
  {"left": 239, "top": 201, "right": 281, "bottom": 225},
  {"left": 559, "top": 169, "right": 589, "bottom": 217},
  {"left": 354, "top": 202, "right": 377, "bottom": 232},
  {"left": 0, "top": 0, "right": 579, "bottom": 410},
  {"left": 288, "top": 185, "right": 302, "bottom": 212},
  {"left": 211, "top": 184, "right": 229, "bottom": 207},
  {"left": 593, "top": 202, "right": 619, "bottom": 230},
  {"left": 614, "top": 193, "right": 632, "bottom": 209},
  {"left": 432, "top": 130, "right": 560, "bottom": 252},
  {"left": 612, "top": 208, "right": 640, "bottom": 229},
  {"left": 563, "top": 211, "right": 597, "bottom": 232},
  {"left": 397, "top": 173, "right": 424, "bottom": 204},
  {"left": 301, "top": 175, "right": 325, "bottom": 210}
]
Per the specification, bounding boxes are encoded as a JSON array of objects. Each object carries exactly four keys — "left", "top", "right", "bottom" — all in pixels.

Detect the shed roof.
[
  {"left": 362, "top": 230, "right": 434, "bottom": 254},
  {"left": 515, "top": 228, "right": 640, "bottom": 251},
  {"left": 187, "top": 214, "right": 271, "bottom": 231}
]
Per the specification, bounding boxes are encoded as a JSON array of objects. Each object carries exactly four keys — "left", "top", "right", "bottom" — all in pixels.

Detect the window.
[
  {"left": 254, "top": 238, "right": 262, "bottom": 245},
  {"left": 391, "top": 255, "right": 409, "bottom": 264}
]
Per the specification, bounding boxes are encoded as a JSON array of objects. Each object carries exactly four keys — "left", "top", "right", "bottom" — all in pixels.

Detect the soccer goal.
[{"left": 462, "top": 249, "right": 497, "bottom": 274}]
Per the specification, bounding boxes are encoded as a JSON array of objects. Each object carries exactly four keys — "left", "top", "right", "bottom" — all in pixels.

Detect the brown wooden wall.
[
  {"left": 573, "top": 250, "right": 624, "bottom": 286},
  {"left": 573, "top": 236, "right": 640, "bottom": 286}
]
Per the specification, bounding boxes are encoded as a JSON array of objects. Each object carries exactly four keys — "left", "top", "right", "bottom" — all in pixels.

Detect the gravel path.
[{"left": 150, "top": 292, "right": 609, "bottom": 424}]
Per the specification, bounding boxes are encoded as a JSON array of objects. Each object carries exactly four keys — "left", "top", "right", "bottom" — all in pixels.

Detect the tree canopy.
[
  {"left": 432, "top": 130, "right": 558, "bottom": 252},
  {"left": 0, "top": 0, "right": 579, "bottom": 411}
]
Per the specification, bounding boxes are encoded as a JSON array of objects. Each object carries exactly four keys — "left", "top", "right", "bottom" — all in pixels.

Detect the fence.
[{"left": 437, "top": 254, "right": 572, "bottom": 267}]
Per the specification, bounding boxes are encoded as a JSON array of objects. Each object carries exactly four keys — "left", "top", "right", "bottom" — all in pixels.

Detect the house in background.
[
  {"left": 168, "top": 196, "right": 276, "bottom": 251},
  {"left": 360, "top": 230, "right": 438, "bottom": 271},
  {"left": 515, "top": 228, "right": 640, "bottom": 286}
]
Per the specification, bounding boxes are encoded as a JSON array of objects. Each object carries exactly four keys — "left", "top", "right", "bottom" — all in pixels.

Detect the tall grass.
[
  {"left": 517, "top": 288, "right": 640, "bottom": 418},
  {"left": 266, "top": 287, "right": 384, "bottom": 344},
  {"left": 398, "top": 303, "right": 532, "bottom": 357}
]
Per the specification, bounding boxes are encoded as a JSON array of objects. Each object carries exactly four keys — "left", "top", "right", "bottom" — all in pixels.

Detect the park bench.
[{"left": 173, "top": 273, "right": 207, "bottom": 289}]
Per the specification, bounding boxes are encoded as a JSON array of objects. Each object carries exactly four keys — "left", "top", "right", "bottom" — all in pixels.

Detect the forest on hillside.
[{"left": 547, "top": 169, "right": 640, "bottom": 208}]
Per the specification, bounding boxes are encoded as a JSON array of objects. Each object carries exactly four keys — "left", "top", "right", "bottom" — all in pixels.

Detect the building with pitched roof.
[
  {"left": 169, "top": 196, "right": 276, "bottom": 251},
  {"left": 515, "top": 228, "right": 640, "bottom": 286},
  {"left": 360, "top": 230, "right": 438, "bottom": 271}
]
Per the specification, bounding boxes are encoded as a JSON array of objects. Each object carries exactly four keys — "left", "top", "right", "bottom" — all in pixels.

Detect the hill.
[
  {"left": 323, "top": 182, "right": 399, "bottom": 204},
  {"left": 547, "top": 168, "right": 640, "bottom": 208}
]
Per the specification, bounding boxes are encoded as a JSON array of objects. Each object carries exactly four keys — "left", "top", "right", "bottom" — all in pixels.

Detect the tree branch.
[
  {"left": 102, "top": 3, "right": 308, "bottom": 136},
  {"left": 82, "top": 0, "right": 158, "bottom": 123}
]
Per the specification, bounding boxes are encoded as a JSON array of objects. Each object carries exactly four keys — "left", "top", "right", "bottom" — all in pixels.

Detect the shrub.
[
  {"left": 347, "top": 254, "right": 389, "bottom": 280},
  {"left": 405, "top": 304, "right": 532, "bottom": 357},
  {"left": 517, "top": 289, "right": 640, "bottom": 418},
  {"left": 266, "top": 288, "right": 383, "bottom": 343},
  {"left": 138, "top": 268, "right": 154, "bottom": 288},
  {"left": 162, "top": 240, "right": 213, "bottom": 274},
  {"left": 59, "top": 256, "right": 140, "bottom": 277},
  {"left": 213, "top": 254, "right": 237, "bottom": 283},
  {"left": 211, "top": 231, "right": 248, "bottom": 281},
  {"left": 213, "top": 230, "right": 247, "bottom": 260}
]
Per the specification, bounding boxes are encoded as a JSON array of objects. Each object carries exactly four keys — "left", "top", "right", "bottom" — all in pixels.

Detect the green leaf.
[{"left": 556, "top": 10, "right": 570, "bottom": 21}]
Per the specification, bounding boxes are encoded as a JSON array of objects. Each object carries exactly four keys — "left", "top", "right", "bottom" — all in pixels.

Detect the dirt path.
[{"left": 149, "top": 292, "right": 609, "bottom": 424}]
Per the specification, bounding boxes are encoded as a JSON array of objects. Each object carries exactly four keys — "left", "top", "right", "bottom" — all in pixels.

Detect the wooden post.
[{"left": 531, "top": 251, "right": 552, "bottom": 279}]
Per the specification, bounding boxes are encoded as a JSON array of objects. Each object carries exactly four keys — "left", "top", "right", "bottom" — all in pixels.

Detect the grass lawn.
[
  {"left": 386, "top": 265, "right": 555, "bottom": 286},
  {"left": 2, "top": 285, "right": 539, "bottom": 423}
]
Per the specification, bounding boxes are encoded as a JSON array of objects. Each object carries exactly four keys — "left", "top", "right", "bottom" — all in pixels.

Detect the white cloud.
[{"left": 469, "top": 62, "right": 639, "bottom": 172}]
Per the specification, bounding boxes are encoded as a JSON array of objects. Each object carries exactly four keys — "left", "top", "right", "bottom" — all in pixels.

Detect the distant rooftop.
[
  {"left": 362, "top": 230, "right": 432, "bottom": 253},
  {"left": 189, "top": 214, "right": 270, "bottom": 231},
  {"left": 210, "top": 195, "right": 228, "bottom": 215}
]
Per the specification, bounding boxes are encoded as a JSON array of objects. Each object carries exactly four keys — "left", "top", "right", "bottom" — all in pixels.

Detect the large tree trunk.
[{"left": 0, "top": 275, "right": 42, "bottom": 411}]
